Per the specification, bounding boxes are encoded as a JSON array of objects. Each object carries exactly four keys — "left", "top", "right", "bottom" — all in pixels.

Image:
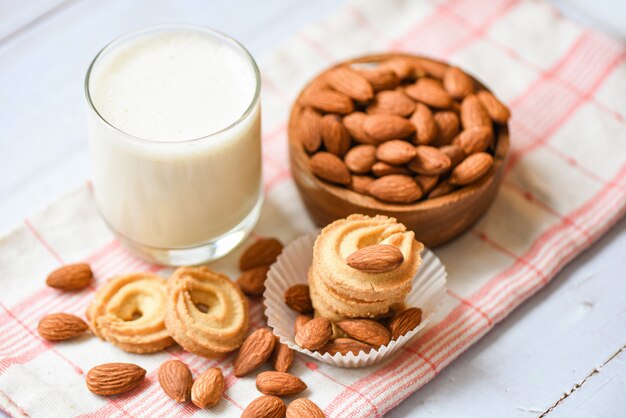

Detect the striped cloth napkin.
[{"left": 2, "top": 0, "right": 625, "bottom": 416}]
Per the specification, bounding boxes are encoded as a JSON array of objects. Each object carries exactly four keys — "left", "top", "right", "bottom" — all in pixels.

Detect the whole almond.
[
  {"left": 405, "top": 78, "right": 453, "bottom": 109},
  {"left": 337, "top": 319, "right": 391, "bottom": 348},
  {"left": 371, "top": 162, "right": 411, "bottom": 177},
  {"left": 46, "top": 263, "right": 92, "bottom": 291},
  {"left": 310, "top": 152, "right": 351, "bottom": 185},
  {"left": 298, "top": 107, "right": 323, "bottom": 153},
  {"left": 295, "top": 317, "right": 332, "bottom": 351},
  {"left": 38, "top": 313, "right": 88, "bottom": 341},
  {"left": 301, "top": 88, "right": 354, "bottom": 115},
  {"left": 376, "top": 140, "right": 416, "bottom": 165},
  {"left": 428, "top": 179, "right": 456, "bottom": 199},
  {"left": 242, "top": 395, "right": 286, "bottom": 418},
  {"left": 363, "top": 114, "right": 416, "bottom": 143},
  {"left": 344, "top": 144, "right": 377, "bottom": 174},
  {"left": 368, "top": 175, "right": 423, "bottom": 202},
  {"left": 410, "top": 103, "right": 437, "bottom": 145},
  {"left": 287, "top": 398, "right": 325, "bottom": 418},
  {"left": 237, "top": 265, "right": 270, "bottom": 297},
  {"left": 414, "top": 174, "right": 439, "bottom": 194},
  {"left": 350, "top": 175, "right": 375, "bottom": 194},
  {"left": 86, "top": 363, "right": 146, "bottom": 396},
  {"left": 408, "top": 146, "right": 451, "bottom": 175},
  {"left": 366, "top": 90, "right": 416, "bottom": 117},
  {"left": 191, "top": 367, "right": 224, "bottom": 408},
  {"left": 389, "top": 308, "right": 423, "bottom": 340},
  {"left": 454, "top": 127, "right": 492, "bottom": 155},
  {"left": 461, "top": 94, "right": 492, "bottom": 129},
  {"left": 450, "top": 152, "right": 493, "bottom": 185},
  {"left": 239, "top": 238, "right": 283, "bottom": 270},
  {"left": 256, "top": 371, "right": 307, "bottom": 396},
  {"left": 346, "top": 244, "right": 404, "bottom": 273},
  {"left": 319, "top": 338, "right": 372, "bottom": 356},
  {"left": 321, "top": 114, "right": 351, "bottom": 156},
  {"left": 443, "top": 67, "right": 474, "bottom": 99},
  {"left": 294, "top": 314, "right": 312, "bottom": 335},
  {"left": 271, "top": 340, "right": 295, "bottom": 373},
  {"left": 433, "top": 111, "right": 460, "bottom": 146},
  {"left": 477, "top": 90, "right": 511, "bottom": 123},
  {"left": 413, "top": 57, "right": 449, "bottom": 79},
  {"left": 325, "top": 66, "right": 374, "bottom": 102},
  {"left": 439, "top": 144, "right": 466, "bottom": 168},
  {"left": 158, "top": 360, "right": 193, "bottom": 403},
  {"left": 284, "top": 284, "right": 313, "bottom": 313},
  {"left": 380, "top": 58, "right": 414, "bottom": 80},
  {"left": 234, "top": 327, "right": 276, "bottom": 377},
  {"left": 343, "top": 112, "right": 375, "bottom": 144},
  {"left": 357, "top": 66, "right": 400, "bottom": 91}
]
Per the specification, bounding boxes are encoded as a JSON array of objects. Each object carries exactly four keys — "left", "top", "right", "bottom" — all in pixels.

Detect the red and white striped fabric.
[{"left": 2, "top": 0, "right": 626, "bottom": 416}]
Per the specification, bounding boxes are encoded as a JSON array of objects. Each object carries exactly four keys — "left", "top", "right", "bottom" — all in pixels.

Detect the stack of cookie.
[{"left": 308, "top": 214, "right": 424, "bottom": 321}]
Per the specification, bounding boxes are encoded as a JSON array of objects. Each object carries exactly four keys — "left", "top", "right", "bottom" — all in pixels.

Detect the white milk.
[{"left": 87, "top": 27, "right": 261, "bottom": 260}]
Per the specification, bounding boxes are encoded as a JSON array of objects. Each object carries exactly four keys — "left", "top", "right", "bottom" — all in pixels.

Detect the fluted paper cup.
[{"left": 264, "top": 231, "right": 447, "bottom": 368}]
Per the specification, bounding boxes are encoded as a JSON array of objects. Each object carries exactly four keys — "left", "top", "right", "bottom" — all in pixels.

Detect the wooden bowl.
[{"left": 288, "top": 53, "right": 509, "bottom": 247}]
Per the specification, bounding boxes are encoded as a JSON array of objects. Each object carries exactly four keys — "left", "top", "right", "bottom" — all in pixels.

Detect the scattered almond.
[
  {"left": 295, "top": 317, "right": 332, "bottom": 351},
  {"left": 319, "top": 338, "right": 373, "bottom": 356},
  {"left": 233, "top": 327, "right": 276, "bottom": 377},
  {"left": 284, "top": 284, "right": 313, "bottom": 313},
  {"left": 158, "top": 360, "right": 193, "bottom": 403},
  {"left": 38, "top": 313, "right": 88, "bottom": 341},
  {"left": 242, "top": 395, "right": 286, "bottom": 418},
  {"left": 363, "top": 114, "right": 416, "bottom": 143},
  {"left": 239, "top": 238, "right": 283, "bottom": 270},
  {"left": 256, "top": 371, "right": 307, "bottom": 396},
  {"left": 405, "top": 78, "right": 453, "bottom": 109},
  {"left": 337, "top": 319, "right": 391, "bottom": 348},
  {"left": 301, "top": 88, "right": 354, "bottom": 115},
  {"left": 450, "top": 152, "right": 493, "bottom": 186},
  {"left": 344, "top": 144, "right": 377, "bottom": 174},
  {"left": 237, "top": 265, "right": 270, "bottom": 297},
  {"left": 310, "top": 152, "right": 352, "bottom": 185},
  {"left": 408, "top": 146, "right": 451, "bottom": 175},
  {"left": 294, "top": 314, "right": 312, "bottom": 335},
  {"left": 86, "top": 363, "right": 146, "bottom": 396},
  {"left": 367, "top": 175, "right": 423, "bottom": 203},
  {"left": 191, "top": 367, "right": 224, "bottom": 408},
  {"left": 298, "top": 107, "right": 323, "bottom": 153},
  {"left": 376, "top": 140, "right": 417, "bottom": 165},
  {"left": 325, "top": 66, "right": 374, "bottom": 102},
  {"left": 389, "top": 308, "right": 423, "bottom": 340},
  {"left": 477, "top": 90, "right": 511, "bottom": 124},
  {"left": 46, "top": 263, "right": 92, "bottom": 291},
  {"left": 366, "top": 90, "right": 416, "bottom": 117},
  {"left": 321, "top": 114, "right": 351, "bottom": 157},
  {"left": 410, "top": 103, "right": 437, "bottom": 145},
  {"left": 346, "top": 244, "right": 404, "bottom": 273},
  {"left": 443, "top": 67, "right": 474, "bottom": 99},
  {"left": 286, "top": 398, "right": 325, "bottom": 418},
  {"left": 271, "top": 339, "right": 295, "bottom": 373}
]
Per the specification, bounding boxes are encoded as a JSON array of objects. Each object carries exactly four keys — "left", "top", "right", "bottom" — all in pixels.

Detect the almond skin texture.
[
  {"left": 294, "top": 314, "right": 312, "bottom": 335},
  {"left": 450, "top": 152, "right": 493, "bottom": 185},
  {"left": 271, "top": 340, "right": 295, "bottom": 373},
  {"left": 239, "top": 238, "right": 283, "bottom": 270},
  {"left": 301, "top": 88, "right": 354, "bottom": 115},
  {"left": 237, "top": 265, "right": 270, "bottom": 297},
  {"left": 38, "top": 313, "right": 88, "bottom": 341},
  {"left": 298, "top": 107, "right": 323, "bottom": 153},
  {"left": 405, "top": 78, "right": 453, "bottom": 109},
  {"left": 366, "top": 90, "right": 416, "bottom": 117},
  {"left": 158, "top": 360, "right": 193, "bottom": 403},
  {"left": 346, "top": 244, "right": 404, "bottom": 273},
  {"left": 461, "top": 94, "right": 492, "bottom": 130},
  {"left": 376, "top": 140, "right": 416, "bottom": 165},
  {"left": 344, "top": 144, "right": 377, "bottom": 174},
  {"left": 433, "top": 111, "right": 460, "bottom": 146},
  {"left": 414, "top": 174, "right": 439, "bottom": 194},
  {"left": 256, "top": 371, "right": 307, "bottom": 396},
  {"left": 357, "top": 67, "right": 400, "bottom": 91},
  {"left": 428, "top": 180, "right": 456, "bottom": 199},
  {"left": 242, "top": 395, "right": 286, "bottom": 418},
  {"left": 233, "top": 328, "right": 276, "bottom": 377},
  {"left": 310, "top": 152, "right": 352, "bottom": 185},
  {"left": 191, "top": 367, "right": 224, "bottom": 408},
  {"left": 410, "top": 103, "right": 437, "bottom": 145},
  {"left": 363, "top": 114, "right": 416, "bottom": 143},
  {"left": 443, "top": 67, "right": 474, "bottom": 99},
  {"left": 86, "top": 363, "right": 146, "bottom": 396},
  {"left": 343, "top": 112, "right": 375, "bottom": 144},
  {"left": 287, "top": 398, "right": 325, "bottom": 418},
  {"left": 454, "top": 127, "right": 492, "bottom": 155},
  {"left": 46, "top": 263, "right": 93, "bottom": 291},
  {"left": 325, "top": 66, "right": 374, "bottom": 102},
  {"left": 477, "top": 90, "right": 511, "bottom": 123},
  {"left": 389, "top": 308, "right": 423, "bottom": 340},
  {"left": 367, "top": 175, "right": 423, "bottom": 203},
  {"left": 350, "top": 175, "right": 375, "bottom": 194},
  {"left": 284, "top": 284, "right": 313, "bottom": 313},
  {"left": 295, "top": 317, "right": 332, "bottom": 351},
  {"left": 371, "top": 162, "right": 411, "bottom": 177},
  {"left": 337, "top": 319, "right": 391, "bottom": 348},
  {"left": 321, "top": 114, "right": 351, "bottom": 157},
  {"left": 439, "top": 144, "right": 466, "bottom": 168},
  {"left": 408, "top": 146, "right": 452, "bottom": 175},
  {"left": 319, "top": 338, "right": 373, "bottom": 356}
]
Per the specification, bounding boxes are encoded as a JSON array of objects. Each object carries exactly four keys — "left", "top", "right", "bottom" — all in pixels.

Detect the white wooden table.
[{"left": 1, "top": 1, "right": 624, "bottom": 416}]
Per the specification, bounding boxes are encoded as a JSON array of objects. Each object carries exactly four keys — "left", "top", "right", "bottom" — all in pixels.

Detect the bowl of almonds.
[{"left": 288, "top": 53, "right": 510, "bottom": 247}]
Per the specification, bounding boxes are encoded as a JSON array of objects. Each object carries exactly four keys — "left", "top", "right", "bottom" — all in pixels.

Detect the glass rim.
[{"left": 84, "top": 23, "right": 261, "bottom": 145}]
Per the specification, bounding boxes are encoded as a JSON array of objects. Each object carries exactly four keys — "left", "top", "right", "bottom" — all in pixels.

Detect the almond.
[
  {"left": 191, "top": 367, "right": 224, "bottom": 408},
  {"left": 375, "top": 140, "right": 416, "bottom": 165},
  {"left": 405, "top": 78, "right": 453, "bottom": 109},
  {"left": 319, "top": 338, "right": 373, "bottom": 356},
  {"left": 38, "top": 313, "right": 88, "bottom": 341},
  {"left": 433, "top": 111, "right": 460, "bottom": 146},
  {"left": 286, "top": 398, "right": 325, "bottom": 418},
  {"left": 242, "top": 395, "right": 286, "bottom": 418},
  {"left": 325, "top": 66, "right": 374, "bottom": 102},
  {"left": 301, "top": 88, "right": 354, "bottom": 115},
  {"left": 298, "top": 107, "right": 323, "bottom": 153},
  {"left": 438, "top": 144, "right": 466, "bottom": 168},
  {"left": 453, "top": 127, "right": 492, "bottom": 155},
  {"left": 344, "top": 144, "right": 377, "bottom": 174},
  {"left": 408, "top": 146, "right": 451, "bottom": 175},
  {"left": 294, "top": 314, "right": 312, "bottom": 335},
  {"left": 46, "top": 263, "right": 93, "bottom": 291},
  {"left": 310, "top": 152, "right": 351, "bottom": 185},
  {"left": 337, "top": 319, "right": 391, "bottom": 348},
  {"left": 363, "top": 114, "right": 416, "bottom": 143},
  {"left": 443, "top": 67, "right": 474, "bottom": 99},
  {"left": 380, "top": 58, "right": 415, "bottom": 80},
  {"left": 460, "top": 94, "right": 492, "bottom": 129},
  {"left": 284, "top": 284, "right": 313, "bottom": 313},
  {"left": 450, "top": 152, "right": 493, "bottom": 185},
  {"left": 256, "top": 371, "right": 307, "bottom": 396},
  {"left": 414, "top": 174, "right": 439, "bottom": 194},
  {"left": 86, "top": 363, "right": 146, "bottom": 396},
  {"left": 389, "top": 308, "right": 422, "bottom": 340},
  {"left": 371, "top": 162, "right": 411, "bottom": 177},
  {"left": 350, "top": 175, "right": 375, "bottom": 194},
  {"left": 239, "top": 238, "right": 283, "bottom": 270},
  {"left": 271, "top": 339, "right": 294, "bottom": 373},
  {"left": 237, "top": 265, "right": 270, "bottom": 297},
  {"left": 295, "top": 317, "right": 332, "bottom": 350},
  {"left": 343, "top": 112, "right": 375, "bottom": 144},
  {"left": 410, "top": 103, "right": 437, "bottom": 145},
  {"left": 366, "top": 90, "right": 416, "bottom": 117},
  {"left": 346, "top": 244, "right": 404, "bottom": 273},
  {"left": 477, "top": 90, "right": 510, "bottom": 123},
  {"left": 368, "top": 175, "right": 423, "bottom": 203},
  {"left": 321, "top": 114, "right": 351, "bottom": 156},
  {"left": 428, "top": 179, "right": 456, "bottom": 199},
  {"left": 413, "top": 58, "right": 449, "bottom": 79},
  {"left": 234, "top": 327, "right": 276, "bottom": 377},
  {"left": 158, "top": 360, "right": 193, "bottom": 403},
  {"left": 357, "top": 66, "right": 400, "bottom": 91}
]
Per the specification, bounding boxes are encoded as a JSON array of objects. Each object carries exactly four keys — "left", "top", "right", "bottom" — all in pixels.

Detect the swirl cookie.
[
  {"left": 86, "top": 273, "right": 174, "bottom": 353},
  {"left": 165, "top": 266, "right": 249, "bottom": 358}
]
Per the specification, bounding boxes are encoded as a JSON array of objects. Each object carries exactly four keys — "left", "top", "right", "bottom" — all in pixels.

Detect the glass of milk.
[{"left": 85, "top": 25, "right": 262, "bottom": 266}]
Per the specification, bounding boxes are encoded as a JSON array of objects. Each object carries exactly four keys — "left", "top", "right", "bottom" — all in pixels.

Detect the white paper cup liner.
[{"left": 264, "top": 231, "right": 447, "bottom": 368}]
